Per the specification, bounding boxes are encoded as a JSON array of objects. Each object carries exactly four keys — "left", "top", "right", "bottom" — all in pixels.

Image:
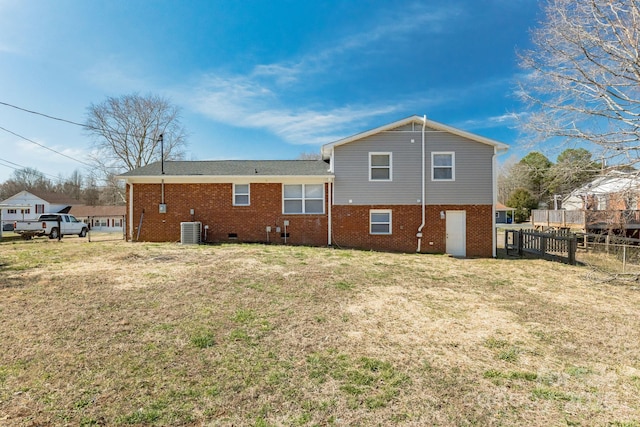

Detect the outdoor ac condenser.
[{"left": 180, "top": 222, "right": 201, "bottom": 244}]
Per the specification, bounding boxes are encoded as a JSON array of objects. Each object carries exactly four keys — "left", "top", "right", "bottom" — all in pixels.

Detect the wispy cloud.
[
  {"left": 185, "top": 74, "right": 399, "bottom": 144},
  {"left": 182, "top": 3, "right": 462, "bottom": 145},
  {"left": 457, "top": 111, "right": 529, "bottom": 131},
  {"left": 251, "top": 3, "right": 461, "bottom": 86}
]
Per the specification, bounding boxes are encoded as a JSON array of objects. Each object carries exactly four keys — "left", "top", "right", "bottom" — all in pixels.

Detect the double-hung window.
[
  {"left": 233, "top": 184, "right": 250, "bottom": 206},
  {"left": 370, "top": 210, "right": 392, "bottom": 235},
  {"left": 369, "top": 152, "right": 392, "bottom": 181},
  {"left": 432, "top": 152, "right": 455, "bottom": 181},
  {"left": 35, "top": 204, "right": 45, "bottom": 214},
  {"left": 283, "top": 184, "right": 324, "bottom": 214}
]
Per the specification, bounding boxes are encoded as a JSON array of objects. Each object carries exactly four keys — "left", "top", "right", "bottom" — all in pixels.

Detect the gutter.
[
  {"left": 417, "top": 115, "right": 427, "bottom": 252},
  {"left": 128, "top": 182, "right": 134, "bottom": 241},
  {"left": 492, "top": 144, "right": 509, "bottom": 257}
]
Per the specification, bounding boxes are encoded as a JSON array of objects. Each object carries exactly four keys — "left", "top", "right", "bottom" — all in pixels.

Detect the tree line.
[
  {"left": 0, "top": 167, "right": 124, "bottom": 206},
  {"left": 499, "top": 149, "right": 604, "bottom": 222}
]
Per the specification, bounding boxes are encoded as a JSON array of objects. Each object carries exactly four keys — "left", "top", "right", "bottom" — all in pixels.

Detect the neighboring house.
[
  {"left": 68, "top": 205, "right": 126, "bottom": 232},
  {"left": 533, "top": 170, "right": 640, "bottom": 234},
  {"left": 118, "top": 116, "right": 508, "bottom": 257},
  {"left": 0, "top": 190, "right": 79, "bottom": 226},
  {"left": 562, "top": 170, "right": 640, "bottom": 211},
  {"left": 495, "top": 203, "right": 515, "bottom": 224}
]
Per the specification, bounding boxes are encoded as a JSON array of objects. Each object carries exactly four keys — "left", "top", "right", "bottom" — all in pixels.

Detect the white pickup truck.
[{"left": 13, "top": 214, "right": 88, "bottom": 240}]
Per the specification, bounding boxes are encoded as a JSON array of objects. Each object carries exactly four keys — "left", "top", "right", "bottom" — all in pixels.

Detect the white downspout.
[
  {"left": 128, "top": 182, "right": 134, "bottom": 241},
  {"left": 327, "top": 179, "right": 333, "bottom": 246},
  {"left": 417, "top": 115, "right": 427, "bottom": 252},
  {"left": 492, "top": 148, "right": 498, "bottom": 258}
]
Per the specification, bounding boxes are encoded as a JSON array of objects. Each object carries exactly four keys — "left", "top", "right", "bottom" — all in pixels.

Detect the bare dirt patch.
[{"left": 0, "top": 239, "right": 638, "bottom": 426}]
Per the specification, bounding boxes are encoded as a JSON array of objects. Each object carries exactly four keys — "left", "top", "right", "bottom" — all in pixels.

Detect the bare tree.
[
  {"left": 519, "top": 0, "right": 640, "bottom": 167},
  {"left": 497, "top": 156, "right": 521, "bottom": 204},
  {"left": 55, "top": 169, "right": 84, "bottom": 201},
  {"left": 98, "top": 173, "right": 126, "bottom": 205},
  {"left": 0, "top": 168, "right": 53, "bottom": 199},
  {"left": 85, "top": 94, "right": 187, "bottom": 173}
]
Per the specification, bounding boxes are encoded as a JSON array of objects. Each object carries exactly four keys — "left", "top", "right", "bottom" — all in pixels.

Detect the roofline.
[
  {"left": 321, "top": 115, "right": 509, "bottom": 159},
  {"left": 119, "top": 174, "right": 335, "bottom": 184}
]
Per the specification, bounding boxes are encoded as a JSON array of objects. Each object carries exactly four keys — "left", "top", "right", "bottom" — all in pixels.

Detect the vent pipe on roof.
[{"left": 159, "top": 134, "right": 165, "bottom": 175}]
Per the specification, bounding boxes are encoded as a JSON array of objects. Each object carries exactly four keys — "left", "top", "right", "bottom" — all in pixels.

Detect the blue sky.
[{"left": 0, "top": 0, "right": 541, "bottom": 184}]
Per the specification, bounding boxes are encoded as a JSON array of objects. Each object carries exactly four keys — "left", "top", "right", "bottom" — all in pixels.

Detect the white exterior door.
[{"left": 446, "top": 210, "right": 466, "bottom": 257}]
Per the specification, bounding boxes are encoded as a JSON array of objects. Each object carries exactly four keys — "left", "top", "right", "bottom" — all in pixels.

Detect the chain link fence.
[{"left": 577, "top": 233, "right": 640, "bottom": 274}]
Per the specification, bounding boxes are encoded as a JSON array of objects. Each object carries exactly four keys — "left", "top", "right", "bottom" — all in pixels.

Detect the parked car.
[{"left": 13, "top": 214, "right": 88, "bottom": 240}]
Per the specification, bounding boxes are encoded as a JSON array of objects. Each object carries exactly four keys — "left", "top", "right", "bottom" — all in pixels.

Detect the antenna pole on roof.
[{"left": 159, "top": 134, "right": 165, "bottom": 175}]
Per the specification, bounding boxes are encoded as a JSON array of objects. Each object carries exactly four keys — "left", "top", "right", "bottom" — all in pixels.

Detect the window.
[
  {"left": 432, "top": 152, "right": 454, "bottom": 181},
  {"left": 21, "top": 209, "right": 30, "bottom": 214},
  {"left": 7, "top": 209, "right": 16, "bottom": 214},
  {"left": 233, "top": 184, "right": 250, "bottom": 206},
  {"left": 35, "top": 204, "right": 45, "bottom": 214},
  {"left": 370, "top": 210, "right": 392, "bottom": 235},
  {"left": 283, "top": 184, "right": 324, "bottom": 214},
  {"left": 369, "top": 152, "right": 392, "bottom": 181}
]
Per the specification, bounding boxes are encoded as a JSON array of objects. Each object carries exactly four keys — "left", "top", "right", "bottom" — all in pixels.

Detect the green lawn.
[{"left": 0, "top": 239, "right": 639, "bottom": 426}]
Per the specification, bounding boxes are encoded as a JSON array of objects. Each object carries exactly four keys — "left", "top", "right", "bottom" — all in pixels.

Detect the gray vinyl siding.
[
  {"left": 426, "top": 132, "right": 494, "bottom": 204},
  {"left": 333, "top": 131, "right": 494, "bottom": 205}
]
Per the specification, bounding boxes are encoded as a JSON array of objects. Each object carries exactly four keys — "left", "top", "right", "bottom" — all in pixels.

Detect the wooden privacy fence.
[{"left": 505, "top": 229, "right": 577, "bottom": 265}]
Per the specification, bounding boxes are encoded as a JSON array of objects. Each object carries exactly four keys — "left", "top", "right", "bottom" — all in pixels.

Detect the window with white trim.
[
  {"left": 7, "top": 209, "right": 16, "bottom": 214},
  {"left": 233, "top": 184, "right": 250, "bottom": 206},
  {"left": 283, "top": 184, "right": 324, "bottom": 214},
  {"left": 369, "top": 152, "right": 392, "bottom": 181},
  {"left": 432, "top": 152, "right": 455, "bottom": 181},
  {"left": 35, "top": 204, "right": 45, "bottom": 214},
  {"left": 370, "top": 210, "right": 392, "bottom": 235}
]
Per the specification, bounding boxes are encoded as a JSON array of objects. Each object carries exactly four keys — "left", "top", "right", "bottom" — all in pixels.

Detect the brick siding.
[
  {"left": 331, "top": 204, "right": 493, "bottom": 257},
  {"left": 126, "top": 184, "right": 494, "bottom": 256},
  {"left": 127, "top": 183, "right": 328, "bottom": 245}
]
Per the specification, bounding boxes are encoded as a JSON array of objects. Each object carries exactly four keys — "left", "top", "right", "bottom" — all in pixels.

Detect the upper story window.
[
  {"left": 35, "top": 204, "right": 45, "bottom": 214},
  {"left": 283, "top": 184, "right": 324, "bottom": 214},
  {"left": 370, "top": 209, "right": 392, "bottom": 235},
  {"left": 432, "top": 152, "right": 455, "bottom": 181},
  {"left": 233, "top": 184, "right": 250, "bottom": 206},
  {"left": 369, "top": 152, "right": 392, "bottom": 181}
]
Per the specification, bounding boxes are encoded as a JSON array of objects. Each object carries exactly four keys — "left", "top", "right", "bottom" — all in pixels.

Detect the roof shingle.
[{"left": 119, "top": 160, "right": 332, "bottom": 177}]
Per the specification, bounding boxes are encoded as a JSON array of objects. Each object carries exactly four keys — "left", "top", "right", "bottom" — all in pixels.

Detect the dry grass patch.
[{"left": 0, "top": 239, "right": 639, "bottom": 426}]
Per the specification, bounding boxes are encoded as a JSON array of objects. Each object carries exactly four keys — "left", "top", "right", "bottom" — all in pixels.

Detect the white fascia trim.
[
  {"left": 321, "top": 115, "right": 509, "bottom": 158},
  {"left": 121, "top": 175, "right": 334, "bottom": 185}
]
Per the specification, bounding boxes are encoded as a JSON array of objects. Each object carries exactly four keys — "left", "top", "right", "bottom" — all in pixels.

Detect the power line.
[
  {"left": 0, "top": 157, "right": 33, "bottom": 171},
  {"left": 0, "top": 100, "right": 161, "bottom": 143},
  {"left": 0, "top": 125, "right": 94, "bottom": 168},
  {"left": 0, "top": 159, "right": 21, "bottom": 172},
  {"left": 0, "top": 158, "right": 118, "bottom": 188},
  {"left": 0, "top": 157, "right": 64, "bottom": 181},
  {"left": 0, "top": 101, "right": 87, "bottom": 128}
]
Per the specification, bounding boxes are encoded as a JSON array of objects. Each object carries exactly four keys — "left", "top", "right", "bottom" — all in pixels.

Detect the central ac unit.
[{"left": 180, "top": 222, "right": 201, "bottom": 244}]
